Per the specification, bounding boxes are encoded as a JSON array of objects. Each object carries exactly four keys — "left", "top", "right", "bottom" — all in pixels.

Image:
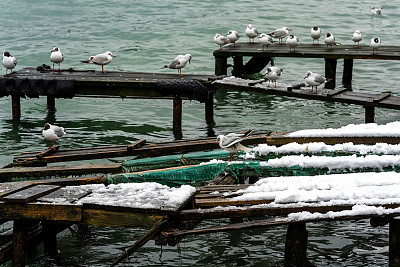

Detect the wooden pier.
[{"left": 213, "top": 43, "right": 400, "bottom": 88}]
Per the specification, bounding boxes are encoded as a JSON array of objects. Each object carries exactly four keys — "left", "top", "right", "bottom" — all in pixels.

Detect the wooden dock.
[{"left": 213, "top": 43, "right": 400, "bottom": 88}]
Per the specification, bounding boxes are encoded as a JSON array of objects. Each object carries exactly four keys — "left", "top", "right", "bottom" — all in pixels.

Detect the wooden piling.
[
  {"left": 232, "top": 56, "right": 244, "bottom": 77},
  {"left": 12, "top": 220, "right": 28, "bottom": 267},
  {"left": 205, "top": 93, "right": 214, "bottom": 124},
  {"left": 365, "top": 106, "right": 375, "bottom": 123},
  {"left": 42, "top": 221, "right": 59, "bottom": 257},
  {"left": 284, "top": 222, "right": 313, "bottom": 267},
  {"left": 215, "top": 56, "right": 228, "bottom": 76},
  {"left": 342, "top": 59, "right": 353, "bottom": 85},
  {"left": 46, "top": 96, "right": 56, "bottom": 113},
  {"left": 324, "top": 58, "right": 337, "bottom": 89},
  {"left": 390, "top": 216, "right": 400, "bottom": 267},
  {"left": 11, "top": 95, "right": 20, "bottom": 122},
  {"left": 173, "top": 96, "right": 182, "bottom": 139}
]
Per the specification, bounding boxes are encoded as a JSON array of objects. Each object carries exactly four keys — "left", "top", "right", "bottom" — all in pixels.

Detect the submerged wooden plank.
[{"left": 3, "top": 185, "right": 60, "bottom": 203}]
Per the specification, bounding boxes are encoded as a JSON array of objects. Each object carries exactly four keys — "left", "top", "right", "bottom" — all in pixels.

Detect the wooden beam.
[
  {"left": 126, "top": 139, "right": 146, "bottom": 152},
  {"left": 205, "top": 93, "right": 214, "bottom": 124},
  {"left": 324, "top": 58, "right": 337, "bottom": 89},
  {"left": 342, "top": 58, "right": 353, "bottom": 85},
  {"left": 11, "top": 95, "right": 20, "bottom": 122},
  {"left": 284, "top": 222, "right": 312, "bottom": 266},
  {"left": 365, "top": 105, "right": 375, "bottom": 123},
  {"left": 46, "top": 96, "right": 55, "bottom": 112},
  {"left": 12, "top": 220, "right": 28, "bottom": 267},
  {"left": 3, "top": 185, "right": 61, "bottom": 203},
  {"left": 215, "top": 56, "right": 228, "bottom": 76},
  {"left": 173, "top": 96, "right": 182, "bottom": 139}
]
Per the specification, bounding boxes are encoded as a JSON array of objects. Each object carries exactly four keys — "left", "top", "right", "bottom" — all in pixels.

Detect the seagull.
[
  {"left": 286, "top": 35, "right": 299, "bottom": 53},
  {"left": 258, "top": 33, "right": 274, "bottom": 51},
  {"left": 370, "top": 37, "right": 381, "bottom": 55},
  {"left": 216, "top": 132, "right": 252, "bottom": 161},
  {"left": 304, "top": 71, "right": 327, "bottom": 93},
  {"left": 2, "top": 51, "right": 17, "bottom": 76},
  {"left": 227, "top": 30, "right": 240, "bottom": 46},
  {"left": 81, "top": 51, "right": 116, "bottom": 73},
  {"left": 270, "top": 27, "right": 292, "bottom": 44},
  {"left": 371, "top": 6, "right": 383, "bottom": 15},
  {"left": 42, "top": 123, "right": 66, "bottom": 149},
  {"left": 352, "top": 30, "right": 362, "bottom": 48},
  {"left": 324, "top": 32, "right": 335, "bottom": 48},
  {"left": 162, "top": 54, "right": 191, "bottom": 76},
  {"left": 311, "top": 27, "right": 321, "bottom": 45},
  {"left": 245, "top": 24, "right": 259, "bottom": 43},
  {"left": 265, "top": 66, "right": 283, "bottom": 88},
  {"left": 50, "top": 47, "right": 64, "bottom": 72},
  {"left": 214, "top": 33, "right": 230, "bottom": 50}
]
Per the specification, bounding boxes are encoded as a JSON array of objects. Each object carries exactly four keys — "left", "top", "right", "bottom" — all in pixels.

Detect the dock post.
[
  {"left": 342, "top": 59, "right": 353, "bottom": 86},
  {"left": 389, "top": 216, "right": 400, "bottom": 266},
  {"left": 365, "top": 106, "right": 375, "bottom": 123},
  {"left": 284, "top": 222, "right": 313, "bottom": 266},
  {"left": 42, "top": 221, "right": 59, "bottom": 257},
  {"left": 231, "top": 56, "right": 244, "bottom": 77},
  {"left": 12, "top": 220, "right": 28, "bottom": 267},
  {"left": 324, "top": 58, "right": 337, "bottom": 89},
  {"left": 12, "top": 95, "right": 21, "bottom": 122},
  {"left": 47, "top": 96, "right": 56, "bottom": 113},
  {"left": 215, "top": 56, "right": 228, "bottom": 76},
  {"left": 173, "top": 96, "right": 183, "bottom": 139},
  {"left": 205, "top": 93, "right": 214, "bottom": 124}
]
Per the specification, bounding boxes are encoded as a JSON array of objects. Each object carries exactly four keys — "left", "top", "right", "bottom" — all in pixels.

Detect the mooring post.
[
  {"left": 12, "top": 220, "right": 28, "bottom": 267},
  {"left": 173, "top": 96, "right": 182, "bottom": 139},
  {"left": 205, "top": 93, "right": 214, "bottom": 124},
  {"left": 284, "top": 222, "right": 312, "bottom": 266},
  {"left": 47, "top": 96, "right": 56, "bottom": 113},
  {"left": 232, "top": 56, "right": 244, "bottom": 77},
  {"left": 11, "top": 95, "right": 21, "bottom": 122},
  {"left": 324, "top": 58, "right": 337, "bottom": 89},
  {"left": 42, "top": 221, "right": 59, "bottom": 257},
  {"left": 342, "top": 59, "right": 353, "bottom": 85},
  {"left": 389, "top": 216, "right": 400, "bottom": 267},
  {"left": 215, "top": 56, "right": 228, "bottom": 76},
  {"left": 365, "top": 105, "right": 375, "bottom": 123}
]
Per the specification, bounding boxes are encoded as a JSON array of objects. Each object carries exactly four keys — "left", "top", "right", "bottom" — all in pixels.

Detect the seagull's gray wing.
[
  {"left": 314, "top": 74, "right": 326, "bottom": 84},
  {"left": 52, "top": 125, "right": 65, "bottom": 138},
  {"left": 92, "top": 54, "right": 109, "bottom": 65}
]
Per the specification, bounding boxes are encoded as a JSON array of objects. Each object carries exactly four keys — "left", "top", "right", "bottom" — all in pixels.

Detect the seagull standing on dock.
[
  {"left": 50, "top": 47, "right": 64, "bottom": 72},
  {"left": 286, "top": 35, "right": 299, "bottom": 53},
  {"left": 2, "top": 51, "right": 17, "bottom": 76},
  {"left": 258, "top": 33, "right": 274, "bottom": 51},
  {"left": 245, "top": 24, "right": 259, "bottom": 43},
  {"left": 324, "top": 32, "right": 335, "bottom": 48},
  {"left": 227, "top": 30, "right": 240, "bottom": 46},
  {"left": 311, "top": 27, "right": 321, "bottom": 45},
  {"left": 304, "top": 71, "right": 327, "bottom": 93},
  {"left": 352, "top": 30, "right": 362, "bottom": 48},
  {"left": 81, "top": 51, "right": 116, "bottom": 73},
  {"left": 162, "top": 54, "right": 191, "bottom": 76},
  {"left": 42, "top": 123, "right": 66, "bottom": 149},
  {"left": 370, "top": 37, "right": 381, "bottom": 55},
  {"left": 265, "top": 66, "right": 283, "bottom": 88},
  {"left": 270, "top": 27, "right": 291, "bottom": 44},
  {"left": 216, "top": 132, "right": 252, "bottom": 161},
  {"left": 214, "top": 33, "right": 230, "bottom": 50},
  {"left": 371, "top": 6, "right": 383, "bottom": 15}
]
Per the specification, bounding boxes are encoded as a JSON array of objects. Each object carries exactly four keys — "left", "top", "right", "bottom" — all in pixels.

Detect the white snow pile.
[
  {"left": 231, "top": 172, "right": 400, "bottom": 205},
  {"left": 253, "top": 142, "right": 400, "bottom": 156},
  {"left": 63, "top": 182, "right": 197, "bottom": 210},
  {"left": 261, "top": 154, "right": 400, "bottom": 171},
  {"left": 213, "top": 76, "right": 290, "bottom": 89},
  {"left": 287, "top": 121, "right": 400, "bottom": 137}
]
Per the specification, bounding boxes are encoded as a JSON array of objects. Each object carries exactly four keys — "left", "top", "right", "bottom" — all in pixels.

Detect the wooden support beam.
[
  {"left": 12, "top": 220, "right": 29, "bottom": 267},
  {"left": 173, "top": 96, "right": 182, "bottom": 139},
  {"left": 342, "top": 58, "right": 353, "bottom": 85},
  {"left": 46, "top": 96, "right": 56, "bottom": 112},
  {"left": 324, "top": 58, "right": 337, "bottom": 89},
  {"left": 365, "top": 105, "right": 375, "bottom": 123},
  {"left": 41, "top": 221, "right": 59, "bottom": 257},
  {"left": 231, "top": 56, "right": 244, "bottom": 77},
  {"left": 215, "top": 56, "right": 228, "bottom": 76},
  {"left": 390, "top": 217, "right": 400, "bottom": 267},
  {"left": 11, "top": 95, "right": 20, "bottom": 122},
  {"left": 205, "top": 93, "right": 214, "bottom": 124},
  {"left": 284, "top": 222, "right": 313, "bottom": 267}
]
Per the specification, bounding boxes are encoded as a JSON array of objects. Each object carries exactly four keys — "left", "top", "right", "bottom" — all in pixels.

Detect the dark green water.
[{"left": 0, "top": 0, "right": 397, "bottom": 265}]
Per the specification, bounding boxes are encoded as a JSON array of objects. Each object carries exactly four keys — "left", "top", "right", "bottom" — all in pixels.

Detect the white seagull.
[
  {"left": 245, "top": 24, "right": 259, "bottom": 43},
  {"left": 258, "top": 33, "right": 274, "bottom": 51},
  {"left": 286, "top": 35, "right": 299, "bottom": 53},
  {"left": 50, "top": 47, "right": 64, "bottom": 72},
  {"left": 311, "top": 27, "right": 321, "bottom": 45},
  {"left": 42, "top": 123, "right": 66, "bottom": 149},
  {"left": 304, "top": 71, "right": 327, "bottom": 93},
  {"left": 352, "top": 30, "right": 362, "bottom": 48},
  {"left": 370, "top": 37, "right": 381, "bottom": 55},
  {"left": 214, "top": 33, "right": 230, "bottom": 50},
  {"left": 81, "top": 51, "right": 116, "bottom": 73},
  {"left": 324, "top": 32, "right": 335, "bottom": 48},
  {"left": 265, "top": 66, "right": 283, "bottom": 88},
  {"left": 371, "top": 6, "right": 383, "bottom": 15},
  {"left": 163, "top": 54, "right": 192, "bottom": 76},
  {"left": 2, "top": 51, "right": 17, "bottom": 76},
  {"left": 270, "top": 27, "right": 291, "bottom": 44},
  {"left": 227, "top": 30, "right": 240, "bottom": 46},
  {"left": 216, "top": 132, "right": 252, "bottom": 161}
]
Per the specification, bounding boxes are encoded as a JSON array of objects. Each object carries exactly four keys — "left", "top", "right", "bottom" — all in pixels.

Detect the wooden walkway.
[{"left": 213, "top": 43, "right": 400, "bottom": 88}]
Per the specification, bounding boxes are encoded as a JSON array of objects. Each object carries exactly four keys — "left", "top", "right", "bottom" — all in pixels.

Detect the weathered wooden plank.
[
  {"left": 3, "top": 185, "right": 60, "bottom": 203},
  {"left": 126, "top": 139, "right": 146, "bottom": 152},
  {"left": 37, "top": 188, "right": 92, "bottom": 204},
  {"left": 195, "top": 197, "right": 273, "bottom": 207},
  {"left": 373, "top": 92, "right": 392, "bottom": 102}
]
